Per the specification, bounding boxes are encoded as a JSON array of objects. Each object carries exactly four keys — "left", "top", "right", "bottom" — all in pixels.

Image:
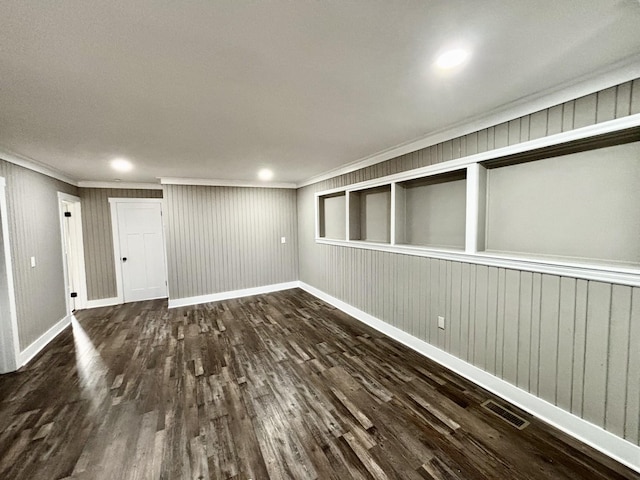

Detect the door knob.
[{"left": 122, "top": 257, "right": 127, "bottom": 262}]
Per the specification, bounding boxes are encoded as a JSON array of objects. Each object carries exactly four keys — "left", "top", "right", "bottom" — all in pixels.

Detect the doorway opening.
[
  {"left": 58, "top": 193, "right": 87, "bottom": 315},
  {"left": 109, "top": 198, "right": 168, "bottom": 303}
]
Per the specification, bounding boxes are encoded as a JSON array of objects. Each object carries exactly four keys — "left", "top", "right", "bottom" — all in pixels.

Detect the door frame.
[
  {"left": 0, "top": 177, "right": 19, "bottom": 373},
  {"left": 57, "top": 192, "right": 88, "bottom": 314},
  {"left": 109, "top": 198, "right": 169, "bottom": 304}
]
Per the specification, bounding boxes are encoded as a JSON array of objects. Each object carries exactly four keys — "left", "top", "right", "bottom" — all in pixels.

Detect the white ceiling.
[{"left": 0, "top": 1, "right": 639, "bottom": 185}]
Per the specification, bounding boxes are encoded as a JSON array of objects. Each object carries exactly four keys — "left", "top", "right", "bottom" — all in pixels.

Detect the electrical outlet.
[
  {"left": 30, "top": 256, "right": 36, "bottom": 268},
  {"left": 438, "top": 316, "right": 445, "bottom": 329},
  {"left": 281, "top": 236, "right": 286, "bottom": 244}
]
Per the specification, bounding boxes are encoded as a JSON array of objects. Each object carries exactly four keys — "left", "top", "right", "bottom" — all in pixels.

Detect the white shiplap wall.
[
  {"left": 164, "top": 185, "right": 298, "bottom": 300},
  {"left": 0, "top": 160, "right": 77, "bottom": 350}
]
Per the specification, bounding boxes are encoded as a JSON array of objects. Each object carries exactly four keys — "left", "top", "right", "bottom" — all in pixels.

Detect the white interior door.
[
  {"left": 58, "top": 193, "right": 87, "bottom": 315},
  {"left": 116, "top": 201, "right": 168, "bottom": 302},
  {"left": 61, "top": 202, "right": 76, "bottom": 312}
]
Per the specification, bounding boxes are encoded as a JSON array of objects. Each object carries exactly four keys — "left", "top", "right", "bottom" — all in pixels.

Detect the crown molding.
[
  {"left": 0, "top": 146, "right": 78, "bottom": 186},
  {"left": 160, "top": 177, "right": 297, "bottom": 189},
  {"left": 77, "top": 181, "right": 163, "bottom": 190},
  {"left": 297, "top": 54, "right": 640, "bottom": 188}
]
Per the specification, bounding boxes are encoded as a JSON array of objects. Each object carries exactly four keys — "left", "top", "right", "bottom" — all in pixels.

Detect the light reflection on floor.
[{"left": 72, "top": 316, "right": 109, "bottom": 414}]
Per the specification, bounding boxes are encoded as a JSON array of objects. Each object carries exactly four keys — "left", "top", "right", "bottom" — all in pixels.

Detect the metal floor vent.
[{"left": 481, "top": 400, "right": 530, "bottom": 430}]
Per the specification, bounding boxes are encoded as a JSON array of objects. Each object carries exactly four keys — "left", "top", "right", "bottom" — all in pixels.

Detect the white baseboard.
[
  {"left": 84, "top": 297, "right": 121, "bottom": 309},
  {"left": 168, "top": 281, "right": 300, "bottom": 308},
  {"left": 298, "top": 281, "right": 640, "bottom": 474},
  {"left": 18, "top": 314, "right": 72, "bottom": 368}
]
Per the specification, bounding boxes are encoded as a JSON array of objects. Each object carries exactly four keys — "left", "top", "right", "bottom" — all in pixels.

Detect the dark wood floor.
[{"left": 0, "top": 288, "right": 637, "bottom": 480}]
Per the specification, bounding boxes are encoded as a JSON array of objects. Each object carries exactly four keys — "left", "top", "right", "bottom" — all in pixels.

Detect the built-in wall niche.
[
  {"left": 349, "top": 185, "right": 391, "bottom": 243},
  {"left": 395, "top": 170, "right": 467, "bottom": 249},
  {"left": 314, "top": 118, "right": 640, "bottom": 287},
  {"left": 483, "top": 140, "right": 640, "bottom": 267},
  {"left": 318, "top": 192, "right": 346, "bottom": 240}
]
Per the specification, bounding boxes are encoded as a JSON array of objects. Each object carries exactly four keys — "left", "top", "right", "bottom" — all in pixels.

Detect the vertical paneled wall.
[
  {"left": 164, "top": 185, "right": 298, "bottom": 300},
  {"left": 79, "top": 188, "right": 163, "bottom": 300},
  {"left": 297, "top": 78, "right": 640, "bottom": 445},
  {"left": 0, "top": 160, "right": 77, "bottom": 350}
]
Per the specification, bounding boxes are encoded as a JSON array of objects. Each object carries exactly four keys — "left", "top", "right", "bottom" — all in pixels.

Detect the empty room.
[{"left": 0, "top": 1, "right": 639, "bottom": 479}]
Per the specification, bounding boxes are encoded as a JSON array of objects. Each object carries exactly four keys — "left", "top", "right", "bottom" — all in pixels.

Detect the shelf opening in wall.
[
  {"left": 349, "top": 185, "right": 391, "bottom": 243},
  {"left": 483, "top": 139, "right": 640, "bottom": 268},
  {"left": 395, "top": 170, "right": 467, "bottom": 250},
  {"left": 318, "top": 192, "right": 346, "bottom": 240},
  {"left": 313, "top": 118, "right": 640, "bottom": 287}
]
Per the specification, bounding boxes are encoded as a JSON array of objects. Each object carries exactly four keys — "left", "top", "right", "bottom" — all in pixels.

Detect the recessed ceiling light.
[
  {"left": 110, "top": 157, "right": 133, "bottom": 172},
  {"left": 258, "top": 168, "right": 274, "bottom": 181},
  {"left": 435, "top": 48, "right": 471, "bottom": 70}
]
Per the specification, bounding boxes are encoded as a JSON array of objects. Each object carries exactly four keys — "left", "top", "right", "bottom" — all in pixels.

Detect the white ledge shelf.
[{"left": 315, "top": 238, "right": 640, "bottom": 287}]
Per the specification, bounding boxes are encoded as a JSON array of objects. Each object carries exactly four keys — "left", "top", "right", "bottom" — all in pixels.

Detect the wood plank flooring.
[{"left": 0, "top": 288, "right": 637, "bottom": 479}]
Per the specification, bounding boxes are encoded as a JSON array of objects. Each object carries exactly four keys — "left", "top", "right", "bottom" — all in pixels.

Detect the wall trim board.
[
  {"left": 297, "top": 281, "right": 640, "bottom": 474},
  {"left": 78, "top": 181, "right": 163, "bottom": 190},
  {"left": 167, "top": 281, "right": 300, "bottom": 308},
  {"left": 84, "top": 297, "right": 121, "bottom": 309},
  {"left": 313, "top": 114, "right": 640, "bottom": 197},
  {"left": 107, "top": 197, "right": 167, "bottom": 204},
  {"left": 17, "top": 314, "right": 72, "bottom": 368},
  {"left": 0, "top": 146, "right": 77, "bottom": 186},
  {"left": 160, "top": 177, "right": 297, "bottom": 189},
  {"left": 83, "top": 295, "right": 168, "bottom": 309},
  {"left": 109, "top": 200, "right": 124, "bottom": 305},
  {"left": 297, "top": 56, "right": 640, "bottom": 188},
  {"left": 314, "top": 239, "right": 640, "bottom": 287}
]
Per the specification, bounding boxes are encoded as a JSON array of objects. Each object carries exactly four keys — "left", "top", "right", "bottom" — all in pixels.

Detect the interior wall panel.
[
  {"left": 79, "top": 188, "right": 163, "bottom": 301},
  {"left": 0, "top": 160, "right": 77, "bottom": 350},
  {"left": 164, "top": 185, "right": 297, "bottom": 300},
  {"left": 570, "top": 279, "right": 589, "bottom": 418},
  {"left": 556, "top": 277, "right": 577, "bottom": 412},
  {"left": 626, "top": 288, "right": 640, "bottom": 444},
  {"left": 297, "top": 78, "right": 640, "bottom": 445},
  {"left": 606, "top": 285, "right": 633, "bottom": 438}
]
